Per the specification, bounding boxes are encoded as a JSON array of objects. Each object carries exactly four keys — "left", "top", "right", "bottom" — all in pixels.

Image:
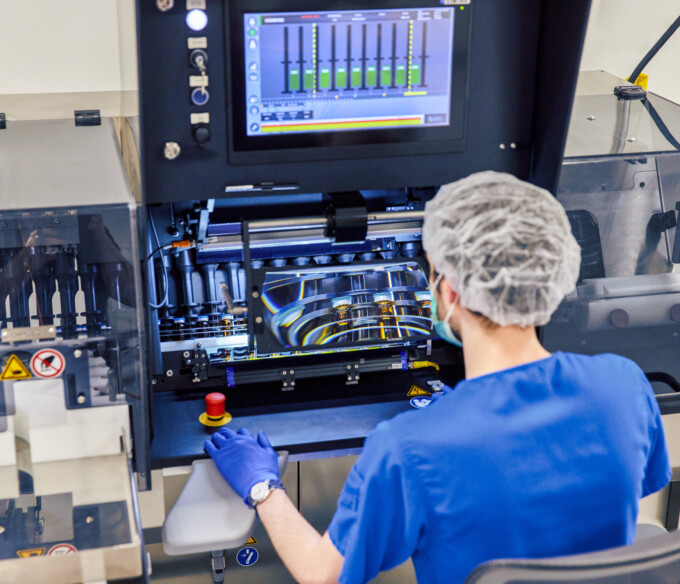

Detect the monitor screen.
[
  {"left": 252, "top": 261, "right": 434, "bottom": 352},
  {"left": 227, "top": 1, "right": 470, "bottom": 162},
  {"left": 243, "top": 8, "right": 455, "bottom": 137}
]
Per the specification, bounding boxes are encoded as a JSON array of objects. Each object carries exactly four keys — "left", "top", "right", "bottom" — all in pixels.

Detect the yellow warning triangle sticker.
[
  {"left": 246, "top": 536, "right": 257, "bottom": 545},
  {"left": 17, "top": 548, "right": 45, "bottom": 558},
  {"left": 0, "top": 354, "right": 32, "bottom": 381},
  {"left": 407, "top": 385, "right": 431, "bottom": 397}
]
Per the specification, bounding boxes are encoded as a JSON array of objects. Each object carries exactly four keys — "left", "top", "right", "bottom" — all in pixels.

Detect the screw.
[
  {"left": 354, "top": 364, "right": 359, "bottom": 369},
  {"left": 581, "top": 340, "right": 587, "bottom": 346},
  {"left": 252, "top": 291, "right": 260, "bottom": 299},
  {"left": 587, "top": 115, "right": 596, "bottom": 121},
  {"left": 640, "top": 182, "right": 646, "bottom": 188},
  {"left": 54, "top": 218, "right": 61, "bottom": 224},
  {"left": 499, "top": 144, "right": 506, "bottom": 150},
  {"left": 197, "top": 343, "right": 202, "bottom": 348},
  {"left": 0, "top": 526, "right": 4, "bottom": 534},
  {"left": 510, "top": 143, "right": 517, "bottom": 149},
  {"left": 255, "top": 316, "right": 263, "bottom": 324},
  {"left": 283, "top": 382, "right": 288, "bottom": 387},
  {"left": 0, "top": 222, "right": 6, "bottom": 228},
  {"left": 73, "top": 349, "right": 82, "bottom": 359},
  {"left": 151, "top": 379, "right": 158, "bottom": 385},
  {"left": 627, "top": 137, "right": 637, "bottom": 143},
  {"left": 559, "top": 187, "right": 565, "bottom": 193},
  {"left": 86, "top": 515, "right": 94, "bottom": 524},
  {"left": 164, "top": 142, "right": 181, "bottom": 160},
  {"left": 291, "top": 381, "right": 295, "bottom": 387},
  {"left": 77, "top": 394, "right": 86, "bottom": 404},
  {"left": 601, "top": 185, "right": 607, "bottom": 191},
  {"left": 156, "top": 0, "right": 174, "bottom": 11},
  {"left": 166, "top": 369, "right": 174, "bottom": 377},
  {"left": 282, "top": 370, "right": 287, "bottom": 375},
  {"left": 183, "top": 351, "right": 191, "bottom": 358},
  {"left": 290, "top": 370, "right": 294, "bottom": 374},
  {"left": 346, "top": 365, "right": 352, "bottom": 370}
]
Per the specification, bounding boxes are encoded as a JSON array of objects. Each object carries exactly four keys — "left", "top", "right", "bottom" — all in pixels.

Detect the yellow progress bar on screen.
[
  {"left": 262, "top": 118, "right": 423, "bottom": 133},
  {"left": 404, "top": 91, "right": 428, "bottom": 96}
]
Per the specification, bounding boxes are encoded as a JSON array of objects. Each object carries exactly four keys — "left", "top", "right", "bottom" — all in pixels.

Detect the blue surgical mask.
[{"left": 430, "top": 274, "right": 462, "bottom": 347}]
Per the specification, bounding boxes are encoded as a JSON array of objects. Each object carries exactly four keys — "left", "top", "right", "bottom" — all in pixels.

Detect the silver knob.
[{"left": 164, "top": 142, "right": 181, "bottom": 160}]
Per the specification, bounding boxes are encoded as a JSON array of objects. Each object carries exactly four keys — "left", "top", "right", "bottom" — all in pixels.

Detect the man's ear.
[{"left": 439, "top": 276, "right": 458, "bottom": 305}]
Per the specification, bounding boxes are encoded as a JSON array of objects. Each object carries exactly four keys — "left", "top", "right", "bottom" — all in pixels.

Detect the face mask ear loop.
[{"left": 443, "top": 296, "right": 458, "bottom": 325}]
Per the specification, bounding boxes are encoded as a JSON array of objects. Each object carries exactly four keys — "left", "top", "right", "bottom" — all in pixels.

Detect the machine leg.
[
  {"left": 210, "top": 550, "right": 226, "bottom": 584},
  {"left": 665, "top": 480, "right": 680, "bottom": 531}
]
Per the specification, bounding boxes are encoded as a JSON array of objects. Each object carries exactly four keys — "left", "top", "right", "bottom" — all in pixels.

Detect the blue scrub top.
[{"left": 328, "top": 352, "right": 671, "bottom": 584}]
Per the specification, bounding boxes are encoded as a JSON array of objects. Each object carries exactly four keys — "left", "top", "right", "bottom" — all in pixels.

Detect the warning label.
[
  {"left": 30, "top": 349, "right": 65, "bottom": 379},
  {"left": 246, "top": 536, "right": 257, "bottom": 545},
  {"left": 0, "top": 354, "right": 32, "bottom": 381},
  {"left": 47, "top": 543, "right": 78, "bottom": 556},
  {"left": 407, "top": 385, "right": 431, "bottom": 398},
  {"left": 17, "top": 548, "right": 45, "bottom": 558}
]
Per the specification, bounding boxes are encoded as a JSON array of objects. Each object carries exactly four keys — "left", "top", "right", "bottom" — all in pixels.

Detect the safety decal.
[
  {"left": 407, "top": 385, "right": 431, "bottom": 397},
  {"left": 410, "top": 397, "right": 433, "bottom": 409},
  {"left": 236, "top": 546, "right": 259, "bottom": 567},
  {"left": 0, "top": 354, "right": 32, "bottom": 381},
  {"left": 246, "top": 536, "right": 257, "bottom": 545},
  {"left": 17, "top": 548, "right": 45, "bottom": 558},
  {"left": 30, "top": 349, "right": 65, "bottom": 379},
  {"left": 47, "top": 543, "right": 78, "bottom": 556}
]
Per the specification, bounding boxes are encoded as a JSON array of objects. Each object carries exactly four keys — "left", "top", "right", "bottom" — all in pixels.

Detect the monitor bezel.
[{"left": 226, "top": 0, "right": 472, "bottom": 165}]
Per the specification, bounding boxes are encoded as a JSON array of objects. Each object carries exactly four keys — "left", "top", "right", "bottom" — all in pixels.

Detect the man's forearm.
[{"left": 256, "top": 488, "right": 344, "bottom": 584}]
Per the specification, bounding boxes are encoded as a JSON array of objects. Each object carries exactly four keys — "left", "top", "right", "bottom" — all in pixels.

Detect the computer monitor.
[{"left": 227, "top": 1, "right": 471, "bottom": 165}]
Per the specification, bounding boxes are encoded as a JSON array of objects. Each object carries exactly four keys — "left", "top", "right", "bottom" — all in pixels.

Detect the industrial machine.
[
  {"left": 0, "top": 117, "right": 148, "bottom": 582},
  {"left": 132, "top": 0, "right": 592, "bottom": 580}
]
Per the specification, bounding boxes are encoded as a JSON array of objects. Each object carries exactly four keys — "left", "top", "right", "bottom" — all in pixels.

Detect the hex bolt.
[
  {"left": 346, "top": 365, "right": 352, "bottom": 370},
  {"left": 166, "top": 369, "right": 174, "bottom": 377},
  {"left": 282, "top": 370, "right": 287, "bottom": 375},
  {"left": 354, "top": 364, "right": 359, "bottom": 369},
  {"left": 183, "top": 351, "right": 191, "bottom": 358}
]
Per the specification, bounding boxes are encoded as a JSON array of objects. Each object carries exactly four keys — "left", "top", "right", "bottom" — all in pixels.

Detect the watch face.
[{"left": 251, "top": 482, "right": 270, "bottom": 502}]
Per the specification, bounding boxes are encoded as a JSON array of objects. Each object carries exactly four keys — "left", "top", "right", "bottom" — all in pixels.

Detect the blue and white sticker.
[
  {"left": 236, "top": 547, "right": 259, "bottom": 567},
  {"left": 410, "top": 397, "right": 433, "bottom": 409}
]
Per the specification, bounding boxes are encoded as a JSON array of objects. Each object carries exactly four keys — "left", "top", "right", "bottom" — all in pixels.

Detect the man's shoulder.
[{"left": 556, "top": 351, "right": 645, "bottom": 378}]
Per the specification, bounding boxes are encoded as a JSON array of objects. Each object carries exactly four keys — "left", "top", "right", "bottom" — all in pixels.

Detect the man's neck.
[{"left": 460, "top": 320, "right": 551, "bottom": 380}]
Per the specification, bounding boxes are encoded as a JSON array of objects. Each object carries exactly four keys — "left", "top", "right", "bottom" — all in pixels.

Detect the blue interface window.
[{"left": 244, "top": 8, "right": 455, "bottom": 136}]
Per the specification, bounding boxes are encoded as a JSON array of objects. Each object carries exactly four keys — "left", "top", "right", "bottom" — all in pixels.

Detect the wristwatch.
[{"left": 247, "top": 479, "right": 284, "bottom": 508}]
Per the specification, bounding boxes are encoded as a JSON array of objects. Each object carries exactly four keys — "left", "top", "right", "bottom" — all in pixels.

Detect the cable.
[
  {"left": 629, "top": 14, "right": 680, "bottom": 86},
  {"left": 147, "top": 212, "right": 170, "bottom": 309},
  {"left": 642, "top": 98, "right": 680, "bottom": 151}
]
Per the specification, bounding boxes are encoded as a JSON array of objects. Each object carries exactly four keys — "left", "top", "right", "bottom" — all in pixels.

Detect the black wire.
[
  {"left": 646, "top": 372, "right": 680, "bottom": 393},
  {"left": 642, "top": 98, "right": 680, "bottom": 151},
  {"left": 629, "top": 14, "right": 680, "bottom": 85}
]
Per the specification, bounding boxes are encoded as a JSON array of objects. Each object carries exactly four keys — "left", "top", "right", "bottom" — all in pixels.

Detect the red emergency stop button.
[{"left": 205, "top": 392, "right": 226, "bottom": 420}]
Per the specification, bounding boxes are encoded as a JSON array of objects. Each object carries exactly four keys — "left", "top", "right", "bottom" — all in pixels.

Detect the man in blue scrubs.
[{"left": 205, "top": 172, "right": 672, "bottom": 584}]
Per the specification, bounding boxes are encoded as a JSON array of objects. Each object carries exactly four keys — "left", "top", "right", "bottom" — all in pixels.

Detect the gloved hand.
[{"left": 204, "top": 427, "right": 280, "bottom": 505}]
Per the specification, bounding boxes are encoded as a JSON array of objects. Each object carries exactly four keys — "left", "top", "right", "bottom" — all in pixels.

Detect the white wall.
[
  {"left": 0, "top": 0, "right": 678, "bottom": 104},
  {"left": 0, "top": 0, "right": 137, "bottom": 95},
  {"left": 580, "top": 0, "right": 680, "bottom": 104}
]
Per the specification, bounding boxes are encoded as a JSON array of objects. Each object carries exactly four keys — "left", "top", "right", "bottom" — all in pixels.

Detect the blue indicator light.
[{"left": 186, "top": 9, "right": 208, "bottom": 31}]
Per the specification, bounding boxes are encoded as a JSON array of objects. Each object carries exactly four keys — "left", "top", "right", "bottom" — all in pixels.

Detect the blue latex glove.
[{"left": 204, "top": 427, "right": 280, "bottom": 505}]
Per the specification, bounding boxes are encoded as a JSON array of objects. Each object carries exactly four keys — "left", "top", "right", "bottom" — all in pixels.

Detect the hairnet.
[{"left": 422, "top": 171, "right": 581, "bottom": 327}]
